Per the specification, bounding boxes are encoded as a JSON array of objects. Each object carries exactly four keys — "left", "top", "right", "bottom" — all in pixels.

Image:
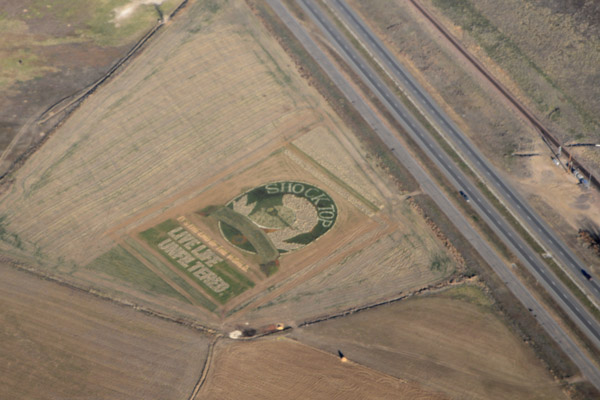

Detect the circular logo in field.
[{"left": 219, "top": 181, "right": 337, "bottom": 254}]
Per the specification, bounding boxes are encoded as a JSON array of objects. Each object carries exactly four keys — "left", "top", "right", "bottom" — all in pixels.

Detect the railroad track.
[{"left": 408, "top": 0, "right": 599, "bottom": 191}]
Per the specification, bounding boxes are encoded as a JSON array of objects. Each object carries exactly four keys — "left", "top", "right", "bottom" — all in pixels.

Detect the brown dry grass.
[
  {"left": 427, "top": 0, "right": 600, "bottom": 151},
  {"left": 346, "top": 0, "right": 534, "bottom": 175},
  {"left": 241, "top": 210, "right": 454, "bottom": 326},
  {"left": 293, "top": 126, "right": 388, "bottom": 209},
  {"left": 197, "top": 337, "right": 447, "bottom": 399},
  {"left": 0, "top": 0, "right": 180, "bottom": 173},
  {"left": 293, "top": 284, "right": 567, "bottom": 400},
  {"left": 0, "top": 264, "right": 210, "bottom": 400}
]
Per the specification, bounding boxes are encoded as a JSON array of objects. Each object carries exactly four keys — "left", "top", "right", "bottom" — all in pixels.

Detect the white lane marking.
[{"left": 317, "top": 11, "right": 592, "bottom": 293}]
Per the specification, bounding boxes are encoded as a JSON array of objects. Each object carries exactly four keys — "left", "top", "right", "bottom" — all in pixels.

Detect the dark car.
[
  {"left": 581, "top": 269, "right": 592, "bottom": 280},
  {"left": 459, "top": 190, "right": 469, "bottom": 202}
]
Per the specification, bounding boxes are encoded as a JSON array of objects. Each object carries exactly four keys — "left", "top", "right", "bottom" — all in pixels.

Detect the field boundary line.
[
  {"left": 298, "top": 276, "right": 465, "bottom": 328},
  {"left": 0, "top": 255, "right": 218, "bottom": 335},
  {"left": 188, "top": 336, "right": 221, "bottom": 400},
  {"left": 287, "top": 143, "right": 379, "bottom": 213}
]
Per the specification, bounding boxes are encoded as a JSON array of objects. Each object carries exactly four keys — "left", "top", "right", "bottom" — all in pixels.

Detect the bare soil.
[
  {"left": 517, "top": 144, "right": 600, "bottom": 274},
  {"left": 292, "top": 285, "right": 568, "bottom": 400},
  {"left": 0, "top": 264, "right": 210, "bottom": 400},
  {"left": 197, "top": 337, "right": 447, "bottom": 399}
]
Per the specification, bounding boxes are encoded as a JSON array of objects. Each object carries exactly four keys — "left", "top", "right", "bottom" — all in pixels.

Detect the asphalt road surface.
[
  {"left": 266, "top": 0, "right": 600, "bottom": 388},
  {"left": 295, "top": 0, "right": 600, "bottom": 347},
  {"left": 326, "top": 0, "right": 600, "bottom": 304}
]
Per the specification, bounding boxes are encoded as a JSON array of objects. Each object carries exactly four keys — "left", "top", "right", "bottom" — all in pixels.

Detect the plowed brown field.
[
  {"left": 197, "top": 338, "right": 448, "bottom": 399},
  {"left": 293, "top": 285, "right": 567, "bottom": 400},
  {"left": 0, "top": 265, "right": 210, "bottom": 400}
]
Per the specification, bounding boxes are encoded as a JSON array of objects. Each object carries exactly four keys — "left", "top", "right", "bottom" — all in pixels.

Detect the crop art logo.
[{"left": 217, "top": 181, "right": 337, "bottom": 258}]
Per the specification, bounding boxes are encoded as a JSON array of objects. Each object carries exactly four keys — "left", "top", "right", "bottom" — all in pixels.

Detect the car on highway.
[
  {"left": 459, "top": 190, "right": 469, "bottom": 202},
  {"left": 581, "top": 269, "right": 593, "bottom": 280}
]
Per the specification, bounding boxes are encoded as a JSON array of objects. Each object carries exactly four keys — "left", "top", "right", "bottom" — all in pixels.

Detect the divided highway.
[
  {"left": 295, "top": 0, "right": 600, "bottom": 348},
  {"left": 266, "top": 0, "right": 600, "bottom": 388},
  {"left": 325, "top": 0, "right": 600, "bottom": 306}
]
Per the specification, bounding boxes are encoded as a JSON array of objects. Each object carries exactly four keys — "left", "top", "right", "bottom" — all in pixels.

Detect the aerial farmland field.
[
  {"left": 293, "top": 284, "right": 568, "bottom": 400},
  {"left": 0, "top": 0, "right": 456, "bottom": 327},
  {"left": 0, "top": 0, "right": 586, "bottom": 398},
  {"left": 197, "top": 338, "right": 448, "bottom": 399},
  {"left": 0, "top": 265, "right": 210, "bottom": 400}
]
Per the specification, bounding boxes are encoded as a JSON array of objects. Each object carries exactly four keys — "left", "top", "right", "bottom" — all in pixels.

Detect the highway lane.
[
  {"left": 265, "top": 0, "right": 600, "bottom": 388},
  {"left": 293, "top": 0, "right": 600, "bottom": 350},
  {"left": 325, "top": 0, "right": 600, "bottom": 304},
  {"left": 298, "top": 0, "right": 600, "bottom": 354}
]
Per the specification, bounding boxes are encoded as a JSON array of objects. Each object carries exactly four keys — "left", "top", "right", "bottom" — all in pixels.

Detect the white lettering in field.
[
  {"left": 158, "top": 238, "right": 195, "bottom": 267},
  {"left": 156, "top": 227, "right": 230, "bottom": 293},
  {"left": 168, "top": 227, "right": 224, "bottom": 265},
  {"left": 177, "top": 216, "right": 249, "bottom": 272},
  {"left": 192, "top": 266, "right": 229, "bottom": 293}
]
